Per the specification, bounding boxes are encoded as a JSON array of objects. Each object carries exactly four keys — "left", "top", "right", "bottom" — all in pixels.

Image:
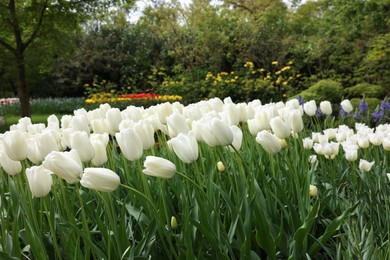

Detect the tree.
[{"left": 0, "top": 0, "right": 135, "bottom": 117}]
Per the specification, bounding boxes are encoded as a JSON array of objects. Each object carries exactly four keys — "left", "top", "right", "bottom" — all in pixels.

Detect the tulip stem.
[
  {"left": 76, "top": 187, "right": 91, "bottom": 259},
  {"left": 43, "top": 197, "right": 62, "bottom": 260}
]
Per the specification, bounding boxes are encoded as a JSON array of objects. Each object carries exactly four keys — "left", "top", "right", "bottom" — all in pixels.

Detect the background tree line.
[{"left": 1, "top": 0, "right": 389, "bottom": 115}]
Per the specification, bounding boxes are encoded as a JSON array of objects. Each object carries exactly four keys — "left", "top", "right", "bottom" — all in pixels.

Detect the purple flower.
[
  {"left": 315, "top": 107, "right": 324, "bottom": 117},
  {"left": 297, "top": 96, "right": 304, "bottom": 106},
  {"left": 339, "top": 106, "right": 348, "bottom": 117},
  {"left": 371, "top": 110, "right": 384, "bottom": 122},
  {"left": 353, "top": 113, "right": 362, "bottom": 120},
  {"left": 380, "top": 101, "right": 390, "bottom": 111},
  {"left": 359, "top": 100, "right": 368, "bottom": 113}
]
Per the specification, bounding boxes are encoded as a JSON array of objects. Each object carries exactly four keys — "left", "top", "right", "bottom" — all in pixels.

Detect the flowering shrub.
[{"left": 0, "top": 97, "right": 19, "bottom": 106}]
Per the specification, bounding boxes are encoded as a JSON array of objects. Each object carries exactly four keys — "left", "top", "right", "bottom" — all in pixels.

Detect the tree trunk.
[{"left": 15, "top": 52, "right": 31, "bottom": 117}]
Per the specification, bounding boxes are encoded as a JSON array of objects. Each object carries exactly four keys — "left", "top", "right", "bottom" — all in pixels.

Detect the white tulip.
[
  {"left": 115, "top": 128, "right": 143, "bottom": 161},
  {"left": 170, "top": 132, "right": 198, "bottom": 163},
  {"left": 320, "top": 101, "right": 332, "bottom": 115},
  {"left": 134, "top": 120, "right": 155, "bottom": 150},
  {"left": 26, "top": 165, "right": 52, "bottom": 198},
  {"left": 340, "top": 99, "right": 353, "bottom": 113},
  {"left": 142, "top": 156, "right": 176, "bottom": 179},
  {"left": 359, "top": 159, "right": 374, "bottom": 172},
  {"left": 166, "top": 112, "right": 190, "bottom": 138},
  {"left": 303, "top": 100, "right": 317, "bottom": 117},
  {"left": 105, "top": 108, "right": 122, "bottom": 135},
  {"left": 270, "top": 116, "right": 291, "bottom": 139},
  {"left": 255, "top": 130, "right": 282, "bottom": 155},
  {"left": 42, "top": 149, "right": 83, "bottom": 183},
  {"left": 70, "top": 131, "right": 95, "bottom": 162},
  {"left": 80, "top": 168, "right": 120, "bottom": 192}
]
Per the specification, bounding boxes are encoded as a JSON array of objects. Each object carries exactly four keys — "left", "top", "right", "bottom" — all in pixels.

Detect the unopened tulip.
[
  {"left": 369, "top": 133, "right": 382, "bottom": 146},
  {"left": 70, "top": 115, "right": 90, "bottom": 133},
  {"left": 157, "top": 103, "right": 173, "bottom": 124},
  {"left": 42, "top": 149, "right": 83, "bottom": 183},
  {"left": 359, "top": 159, "right": 374, "bottom": 172},
  {"left": 171, "top": 216, "right": 178, "bottom": 229},
  {"left": 26, "top": 138, "right": 44, "bottom": 165},
  {"left": 302, "top": 138, "right": 313, "bottom": 149},
  {"left": 38, "top": 131, "right": 60, "bottom": 158},
  {"left": 270, "top": 116, "right": 291, "bottom": 139},
  {"left": 217, "top": 161, "right": 225, "bottom": 172},
  {"left": 115, "top": 128, "right": 143, "bottom": 161},
  {"left": 142, "top": 156, "right": 176, "bottom": 179},
  {"left": 170, "top": 132, "right": 198, "bottom": 163},
  {"left": 309, "top": 155, "right": 317, "bottom": 164},
  {"left": 26, "top": 165, "right": 52, "bottom": 198},
  {"left": 255, "top": 130, "right": 282, "bottom": 155},
  {"left": 303, "top": 100, "right": 317, "bottom": 117},
  {"left": 309, "top": 185, "right": 318, "bottom": 197},
  {"left": 3, "top": 130, "right": 28, "bottom": 161},
  {"left": 320, "top": 101, "right": 332, "bottom": 115},
  {"left": 70, "top": 131, "right": 95, "bottom": 162},
  {"left": 80, "top": 168, "right": 120, "bottom": 192},
  {"left": 340, "top": 99, "right": 353, "bottom": 113}
]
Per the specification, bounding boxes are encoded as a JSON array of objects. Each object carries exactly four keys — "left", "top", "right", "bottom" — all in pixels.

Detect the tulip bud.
[
  {"left": 320, "top": 101, "right": 332, "bottom": 115},
  {"left": 270, "top": 116, "right": 291, "bottom": 139},
  {"left": 340, "top": 99, "right": 353, "bottom": 113},
  {"left": 38, "top": 131, "right": 60, "bottom": 158},
  {"left": 302, "top": 138, "right": 313, "bottom": 149},
  {"left": 70, "top": 115, "right": 90, "bottom": 133},
  {"left": 303, "top": 100, "right": 317, "bottom": 117},
  {"left": 166, "top": 112, "right": 190, "bottom": 138},
  {"left": 80, "top": 168, "right": 120, "bottom": 192},
  {"left": 255, "top": 130, "right": 282, "bottom": 155},
  {"left": 309, "top": 185, "right": 318, "bottom": 197},
  {"left": 171, "top": 216, "right": 178, "bottom": 229},
  {"left": 142, "top": 156, "right": 176, "bottom": 179},
  {"left": 279, "top": 138, "right": 288, "bottom": 148},
  {"left": 217, "top": 161, "right": 225, "bottom": 172},
  {"left": 170, "top": 132, "right": 198, "bottom": 163},
  {"left": 105, "top": 108, "right": 122, "bottom": 135},
  {"left": 115, "top": 128, "right": 143, "bottom": 161},
  {"left": 309, "top": 155, "right": 317, "bottom": 164},
  {"left": 42, "top": 149, "right": 83, "bottom": 183},
  {"left": 200, "top": 118, "right": 234, "bottom": 147},
  {"left": 288, "top": 109, "right": 304, "bottom": 134},
  {"left": 90, "top": 133, "right": 109, "bottom": 166},
  {"left": 229, "top": 125, "right": 243, "bottom": 151},
  {"left": 26, "top": 165, "right": 52, "bottom": 198},
  {"left": 70, "top": 131, "right": 95, "bottom": 162},
  {"left": 359, "top": 159, "right": 374, "bottom": 172}
]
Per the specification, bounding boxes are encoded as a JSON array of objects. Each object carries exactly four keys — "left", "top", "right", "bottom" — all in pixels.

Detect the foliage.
[
  {"left": 345, "top": 82, "right": 387, "bottom": 99},
  {"left": 294, "top": 79, "right": 344, "bottom": 103}
]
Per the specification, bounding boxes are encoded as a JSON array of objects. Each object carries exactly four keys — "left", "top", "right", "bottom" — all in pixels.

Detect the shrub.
[
  {"left": 344, "top": 83, "right": 387, "bottom": 99},
  {"left": 293, "top": 79, "right": 343, "bottom": 103}
]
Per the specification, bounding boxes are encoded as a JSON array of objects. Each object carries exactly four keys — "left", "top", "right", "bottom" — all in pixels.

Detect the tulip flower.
[
  {"left": 157, "top": 102, "right": 173, "bottom": 124},
  {"left": 80, "top": 168, "right": 120, "bottom": 192},
  {"left": 217, "top": 161, "right": 225, "bottom": 172},
  {"left": 288, "top": 109, "right": 304, "bottom": 133},
  {"left": 200, "top": 118, "right": 234, "bottom": 147},
  {"left": 70, "top": 115, "right": 90, "bottom": 133},
  {"left": 344, "top": 148, "right": 358, "bottom": 162},
  {"left": 309, "top": 185, "right": 318, "bottom": 197},
  {"left": 134, "top": 120, "right": 155, "bottom": 150},
  {"left": 26, "top": 165, "right": 53, "bottom": 198},
  {"left": 115, "top": 128, "right": 143, "bottom": 161},
  {"left": 359, "top": 159, "right": 374, "bottom": 172},
  {"left": 229, "top": 125, "right": 243, "bottom": 151},
  {"left": 270, "top": 116, "right": 291, "bottom": 139},
  {"left": 255, "top": 130, "right": 282, "bottom": 155},
  {"left": 303, "top": 100, "right": 317, "bottom": 117},
  {"left": 105, "top": 108, "right": 122, "bottom": 135},
  {"left": 170, "top": 132, "right": 198, "bottom": 163},
  {"left": 166, "top": 112, "right": 190, "bottom": 138},
  {"left": 302, "top": 138, "right": 313, "bottom": 149},
  {"left": 37, "top": 131, "right": 60, "bottom": 158},
  {"left": 70, "top": 131, "right": 95, "bottom": 162},
  {"left": 0, "top": 147, "right": 22, "bottom": 175},
  {"left": 2, "top": 130, "right": 28, "bottom": 161},
  {"left": 26, "top": 138, "right": 44, "bottom": 165},
  {"left": 340, "top": 99, "right": 353, "bottom": 113},
  {"left": 42, "top": 149, "right": 83, "bottom": 183},
  {"left": 90, "top": 133, "right": 109, "bottom": 166},
  {"left": 142, "top": 156, "right": 176, "bottom": 179},
  {"left": 320, "top": 101, "right": 332, "bottom": 115}
]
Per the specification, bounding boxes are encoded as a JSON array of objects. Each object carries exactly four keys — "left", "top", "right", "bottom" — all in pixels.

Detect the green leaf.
[
  {"left": 308, "top": 203, "right": 358, "bottom": 257},
  {"left": 0, "top": 251, "right": 20, "bottom": 260},
  {"left": 293, "top": 201, "right": 320, "bottom": 244}
]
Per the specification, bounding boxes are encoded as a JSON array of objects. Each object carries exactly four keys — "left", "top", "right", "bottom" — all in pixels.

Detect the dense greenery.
[{"left": 0, "top": 0, "right": 389, "bottom": 108}]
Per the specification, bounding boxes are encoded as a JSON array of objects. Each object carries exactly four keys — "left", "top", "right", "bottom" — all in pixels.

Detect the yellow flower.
[
  {"left": 272, "top": 61, "right": 278, "bottom": 65},
  {"left": 283, "top": 81, "right": 288, "bottom": 86},
  {"left": 171, "top": 216, "right": 178, "bottom": 229}
]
